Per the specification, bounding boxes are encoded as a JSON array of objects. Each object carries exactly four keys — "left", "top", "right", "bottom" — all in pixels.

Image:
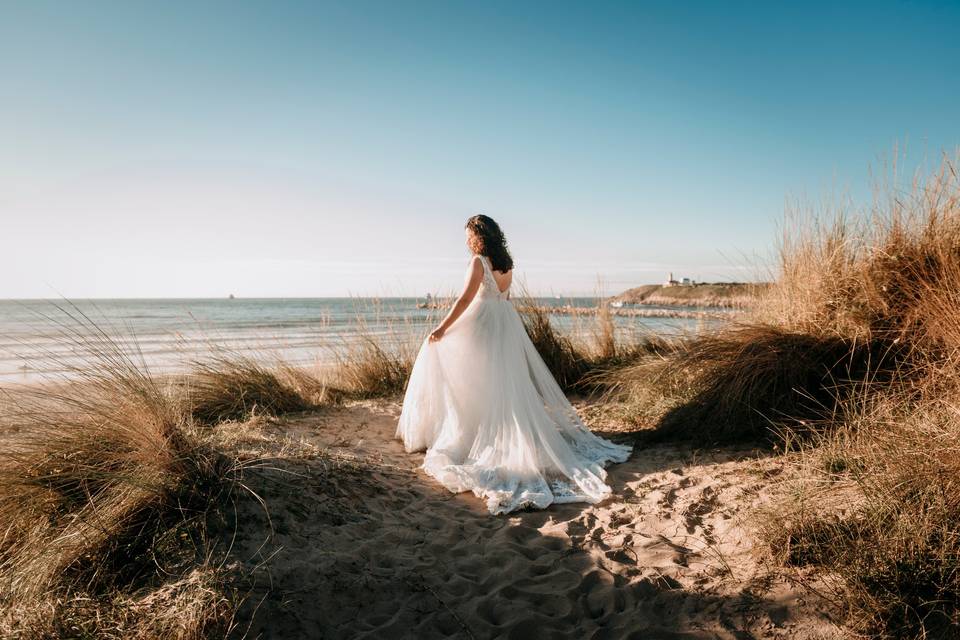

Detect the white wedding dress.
[{"left": 397, "top": 256, "right": 632, "bottom": 514}]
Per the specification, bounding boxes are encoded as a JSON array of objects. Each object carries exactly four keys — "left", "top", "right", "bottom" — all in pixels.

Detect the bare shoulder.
[
  {"left": 466, "top": 255, "right": 484, "bottom": 280},
  {"left": 468, "top": 255, "right": 485, "bottom": 272}
]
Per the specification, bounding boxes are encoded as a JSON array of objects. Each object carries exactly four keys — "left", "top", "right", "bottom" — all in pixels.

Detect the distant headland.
[{"left": 608, "top": 281, "right": 768, "bottom": 309}]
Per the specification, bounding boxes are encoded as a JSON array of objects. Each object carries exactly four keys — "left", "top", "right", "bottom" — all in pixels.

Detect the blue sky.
[{"left": 2, "top": 1, "right": 958, "bottom": 297}]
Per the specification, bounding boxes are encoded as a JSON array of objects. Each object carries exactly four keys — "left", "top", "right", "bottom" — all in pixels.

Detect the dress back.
[{"left": 478, "top": 256, "right": 510, "bottom": 301}]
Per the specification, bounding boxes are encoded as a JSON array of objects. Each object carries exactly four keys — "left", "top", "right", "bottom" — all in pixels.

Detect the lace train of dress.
[{"left": 397, "top": 256, "right": 632, "bottom": 515}]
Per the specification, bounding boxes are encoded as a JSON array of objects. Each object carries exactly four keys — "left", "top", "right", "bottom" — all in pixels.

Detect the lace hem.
[{"left": 422, "top": 442, "right": 631, "bottom": 515}]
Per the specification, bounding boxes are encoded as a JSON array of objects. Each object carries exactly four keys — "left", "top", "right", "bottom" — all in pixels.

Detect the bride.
[{"left": 397, "top": 215, "right": 632, "bottom": 514}]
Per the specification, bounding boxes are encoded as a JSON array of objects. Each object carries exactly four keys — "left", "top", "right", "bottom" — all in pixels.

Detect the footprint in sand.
[{"left": 226, "top": 401, "right": 842, "bottom": 640}]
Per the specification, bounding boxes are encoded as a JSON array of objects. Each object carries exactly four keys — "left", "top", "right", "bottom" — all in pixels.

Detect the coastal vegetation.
[
  {"left": 3, "top": 156, "right": 959, "bottom": 638},
  {"left": 603, "top": 155, "right": 960, "bottom": 637},
  {"left": 0, "top": 310, "right": 237, "bottom": 638},
  {"left": 752, "top": 158, "right": 960, "bottom": 637}
]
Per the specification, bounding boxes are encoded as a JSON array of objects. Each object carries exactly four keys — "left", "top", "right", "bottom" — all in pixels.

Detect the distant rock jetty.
[
  {"left": 417, "top": 282, "right": 763, "bottom": 318},
  {"left": 417, "top": 300, "right": 738, "bottom": 320},
  {"left": 530, "top": 305, "right": 734, "bottom": 320}
]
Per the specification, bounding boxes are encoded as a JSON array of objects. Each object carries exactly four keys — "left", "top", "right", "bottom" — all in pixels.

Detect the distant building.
[{"left": 665, "top": 273, "right": 696, "bottom": 287}]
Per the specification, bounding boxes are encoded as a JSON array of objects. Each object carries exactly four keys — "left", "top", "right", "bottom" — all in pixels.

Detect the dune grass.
[
  {"left": 622, "top": 156, "right": 960, "bottom": 447},
  {"left": 330, "top": 333, "right": 415, "bottom": 399},
  {"left": 0, "top": 308, "right": 238, "bottom": 639},
  {"left": 758, "top": 388, "right": 960, "bottom": 637},
  {"left": 610, "top": 154, "right": 960, "bottom": 637},
  {"left": 644, "top": 324, "right": 903, "bottom": 443},
  {"left": 182, "top": 299, "right": 428, "bottom": 426},
  {"left": 320, "top": 301, "right": 437, "bottom": 400},
  {"left": 184, "top": 351, "right": 316, "bottom": 426}
]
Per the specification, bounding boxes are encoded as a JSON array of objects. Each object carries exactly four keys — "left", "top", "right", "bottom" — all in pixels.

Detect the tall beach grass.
[
  {"left": 0, "top": 306, "right": 238, "bottom": 638},
  {"left": 608, "top": 154, "right": 960, "bottom": 637}
]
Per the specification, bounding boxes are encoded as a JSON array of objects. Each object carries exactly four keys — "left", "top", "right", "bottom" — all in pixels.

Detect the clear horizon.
[{"left": 3, "top": 1, "right": 959, "bottom": 298}]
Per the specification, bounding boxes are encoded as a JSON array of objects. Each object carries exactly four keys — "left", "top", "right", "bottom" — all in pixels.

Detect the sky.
[{"left": 2, "top": 0, "right": 959, "bottom": 298}]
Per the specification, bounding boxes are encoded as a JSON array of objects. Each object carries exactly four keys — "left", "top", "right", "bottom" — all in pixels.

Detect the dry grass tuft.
[
  {"left": 0, "top": 306, "right": 238, "bottom": 639},
  {"left": 718, "top": 154, "right": 960, "bottom": 637},
  {"left": 648, "top": 325, "right": 902, "bottom": 443},
  {"left": 331, "top": 335, "right": 414, "bottom": 398},
  {"left": 759, "top": 159, "right": 960, "bottom": 347},
  {"left": 326, "top": 312, "right": 420, "bottom": 398},
  {"left": 590, "top": 291, "right": 618, "bottom": 362},
  {"left": 759, "top": 390, "right": 960, "bottom": 637},
  {"left": 278, "top": 363, "right": 346, "bottom": 406},
  {"left": 2, "top": 567, "right": 235, "bottom": 639},
  {"left": 589, "top": 348, "right": 696, "bottom": 431},
  {"left": 184, "top": 351, "right": 315, "bottom": 425},
  {"left": 634, "top": 155, "right": 960, "bottom": 446}
]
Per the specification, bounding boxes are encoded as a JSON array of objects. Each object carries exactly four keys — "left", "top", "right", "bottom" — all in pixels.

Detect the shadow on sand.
[{"left": 217, "top": 404, "right": 837, "bottom": 640}]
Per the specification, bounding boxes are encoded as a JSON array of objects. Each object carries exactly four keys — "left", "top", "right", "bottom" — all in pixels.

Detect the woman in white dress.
[{"left": 397, "top": 215, "right": 631, "bottom": 514}]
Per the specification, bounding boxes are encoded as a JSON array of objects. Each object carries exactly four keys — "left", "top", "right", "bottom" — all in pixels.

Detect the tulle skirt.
[{"left": 396, "top": 296, "right": 632, "bottom": 515}]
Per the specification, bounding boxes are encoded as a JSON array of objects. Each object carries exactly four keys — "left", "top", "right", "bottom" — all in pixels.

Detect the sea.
[{"left": 0, "top": 298, "right": 715, "bottom": 383}]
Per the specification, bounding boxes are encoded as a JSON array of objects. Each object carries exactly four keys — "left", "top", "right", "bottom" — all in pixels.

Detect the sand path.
[{"left": 225, "top": 401, "right": 840, "bottom": 639}]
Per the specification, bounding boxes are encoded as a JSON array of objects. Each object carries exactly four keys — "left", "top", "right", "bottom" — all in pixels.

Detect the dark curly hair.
[{"left": 466, "top": 214, "right": 514, "bottom": 272}]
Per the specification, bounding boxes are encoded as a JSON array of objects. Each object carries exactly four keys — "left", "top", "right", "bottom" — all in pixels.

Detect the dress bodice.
[{"left": 478, "top": 256, "right": 510, "bottom": 301}]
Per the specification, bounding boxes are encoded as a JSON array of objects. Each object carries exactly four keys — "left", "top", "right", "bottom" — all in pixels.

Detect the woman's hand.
[{"left": 428, "top": 326, "right": 446, "bottom": 342}]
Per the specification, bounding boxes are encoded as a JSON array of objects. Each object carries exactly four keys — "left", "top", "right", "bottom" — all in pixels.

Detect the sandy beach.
[
  {"left": 4, "top": 3, "right": 958, "bottom": 637},
  {"left": 223, "top": 399, "right": 840, "bottom": 639}
]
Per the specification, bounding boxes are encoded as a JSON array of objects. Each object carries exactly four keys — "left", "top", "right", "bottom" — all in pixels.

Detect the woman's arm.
[{"left": 429, "top": 256, "right": 483, "bottom": 342}]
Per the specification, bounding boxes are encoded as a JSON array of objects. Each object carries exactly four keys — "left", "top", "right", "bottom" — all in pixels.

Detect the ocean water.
[{"left": 0, "top": 298, "right": 710, "bottom": 383}]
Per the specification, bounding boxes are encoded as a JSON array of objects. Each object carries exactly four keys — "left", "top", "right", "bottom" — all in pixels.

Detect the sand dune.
[{"left": 224, "top": 401, "right": 840, "bottom": 639}]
